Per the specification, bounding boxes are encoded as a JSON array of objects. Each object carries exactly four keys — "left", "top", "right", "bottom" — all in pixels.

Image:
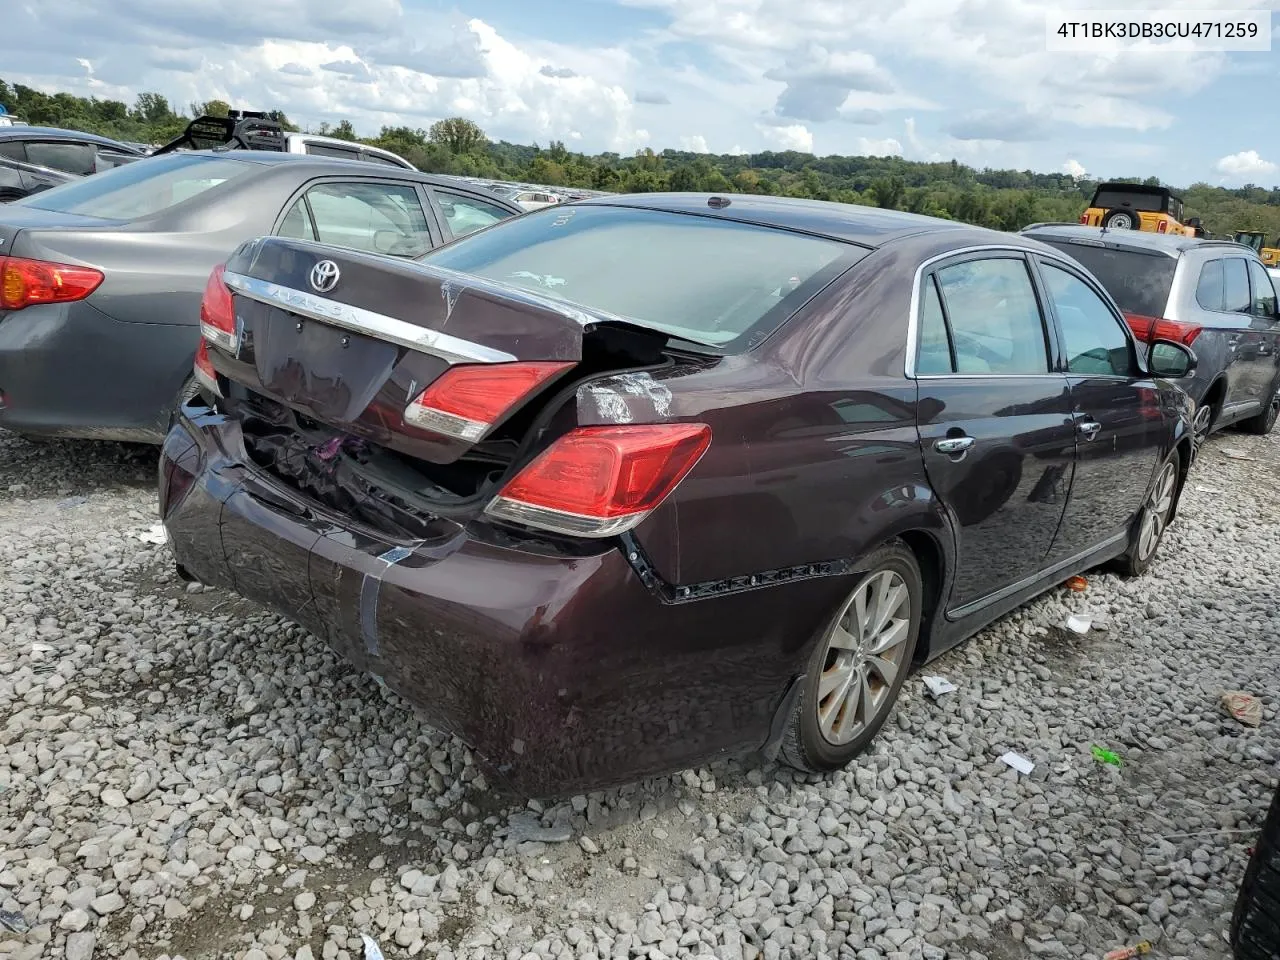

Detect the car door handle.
[
  {"left": 1078, "top": 420, "right": 1102, "bottom": 440},
  {"left": 933, "top": 437, "right": 974, "bottom": 454}
]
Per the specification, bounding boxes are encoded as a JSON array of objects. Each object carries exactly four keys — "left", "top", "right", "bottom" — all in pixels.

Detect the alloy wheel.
[
  {"left": 1192, "top": 403, "right": 1213, "bottom": 458},
  {"left": 1137, "top": 460, "right": 1177, "bottom": 562},
  {"left": 814, "top": 569, "right": 913, "bottom": 746}
]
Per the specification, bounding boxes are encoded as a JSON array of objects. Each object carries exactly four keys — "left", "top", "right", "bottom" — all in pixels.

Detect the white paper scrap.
[
  {"left": 361, "top": 936, "right": 385, "bottom": 960},
  {"left": 136, "top": 525, "right": 168, "bottom": 545},
  {"left": 922, "top": 675, "right": 957, "bottom": 698},
  {"left": 1065, "top": 615, "right": 1091, "bottom": 635},
  {"left": 1000, "top": 752, "right": 1035, "bottom": 776}
]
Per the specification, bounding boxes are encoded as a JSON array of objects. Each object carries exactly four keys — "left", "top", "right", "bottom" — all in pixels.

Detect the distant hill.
[{"left": 5, "top": 76, "right": 1280, "bottom": 239}]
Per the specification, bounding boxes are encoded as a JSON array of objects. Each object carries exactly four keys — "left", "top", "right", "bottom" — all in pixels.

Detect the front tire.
[
  {"left": 781, "top": 542, "right": 922, "bottom": 774},
  {"left": 1231, "top": 778, "right": 1280, "bottom": 959},
  {"left": 1113, "top": 450, "right": 1180, "bottom": 578}
]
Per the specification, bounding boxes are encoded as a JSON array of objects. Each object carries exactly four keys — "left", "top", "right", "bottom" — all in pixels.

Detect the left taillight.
[
  {"left": 485, "top": 423, "right": 711, "bottom": 538},
  {"left": 403, "top": 361, "right": 574, "bottom": 441},
  {"left": 1124, "top": 312, "right": 1202, "bottom": 346},
  {"left": 0, "top": 255, "right": 103, "bottom": 311},
  {"left": 192, "top": 340, "right": 222, "bottom": 397},
  {"left": 199, "top": 263, "right": 237, "bottom": 352}
]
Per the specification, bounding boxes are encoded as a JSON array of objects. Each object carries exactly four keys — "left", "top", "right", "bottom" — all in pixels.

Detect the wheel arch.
[{"left": 895, "top": 528, "right": 948, "bottom": 665}]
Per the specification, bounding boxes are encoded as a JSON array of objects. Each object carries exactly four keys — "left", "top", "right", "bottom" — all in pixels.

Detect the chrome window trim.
[
  {"left": 221, "top": 270, "right": 517, "bottom": 365},
  {"left": 905, "top": 243, "right": 1137, "bottom": 380}
]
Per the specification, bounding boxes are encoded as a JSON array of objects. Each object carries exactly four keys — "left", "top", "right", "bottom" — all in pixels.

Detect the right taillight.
[
  {"left": 485, "top": 423, "right": 711, "bottom": 538},
  {"left": 192, "top": 340, "right": 221, "bottom": 397},
  {"left": 0, "top": 255, "right": 103, "bottom": 311},
  {"left": 1124, "top": 312, "right": 1202, "bottom": 346},
  {"left": 199, "top": 263, "right": 237, "bottom": 352}
]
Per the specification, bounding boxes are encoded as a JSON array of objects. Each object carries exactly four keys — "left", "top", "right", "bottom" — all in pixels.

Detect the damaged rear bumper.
[{"left": 159, "top": 402, "right": 839, "bottom": 795}]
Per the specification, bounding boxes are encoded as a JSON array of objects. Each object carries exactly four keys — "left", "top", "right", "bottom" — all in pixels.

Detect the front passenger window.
[
  {"left": 934, "top": 258, "right": 1048, "bottom": 375},
  {"left": 1041, "top": 263, "right": 1134, "bottom": 376},
  {"left": 1247, "top": 259, "right": 1277, "bottom": 318}
]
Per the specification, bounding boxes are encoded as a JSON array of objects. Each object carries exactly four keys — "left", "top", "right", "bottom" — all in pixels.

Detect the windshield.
[
  {"left": 16, "top": 153, "right": 254, "bottom": 220},
  {"left": 421, "top": 205, "right": 857, "bottom": 349},
  {"left": 1040, "top": 240, "right": 1176, "bottom": 317}
]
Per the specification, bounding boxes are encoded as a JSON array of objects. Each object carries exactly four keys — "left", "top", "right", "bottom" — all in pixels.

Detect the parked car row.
[{"left": 3, "top": 170, "right": 1275, "bottom": 799}]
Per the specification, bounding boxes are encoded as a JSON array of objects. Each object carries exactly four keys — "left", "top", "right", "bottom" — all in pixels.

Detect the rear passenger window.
[
  {"left": 277, "top": 198, "right": 316, "bottom": 241},
  {"left": 1196, "top": 260, "right": 1225, "bottom": 311},
  {"left": 1041, "top": 263, "right": 1134, "bottom": 377},
  {"left": 934, "top": 258, "right": 1048, "bottom": 375},
  {"left": 26, "top": 141, "right": 96, "bottom": 175},
  {"left": 302, "top": 182, "right": 432, "bottom": 257},
  {"left": 1224, "top": 258, "right": 1251, "bottom": 313},
  {"left": 916, "top": 276, "right": 953, "bottom": 374},
  {"left": 0, "top": 141, "right": 25, "bottom": 161}
]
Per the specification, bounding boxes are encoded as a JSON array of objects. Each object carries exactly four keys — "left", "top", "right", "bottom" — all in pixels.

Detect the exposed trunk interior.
[{"left": 222, "top": 322, "right": 700, "bottom": 542}]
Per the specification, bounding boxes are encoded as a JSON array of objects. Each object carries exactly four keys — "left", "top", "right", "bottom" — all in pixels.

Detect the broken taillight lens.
[
  {"left": 1124, "top": 312, "right": 1202, "bottom": 346},
  {"left": 403, "top": 361, "right": 573, "bottom": 441},
  {"left": 0, "top": 256, "right": 103, "bottom": 311},
  {"left": 193, "top": 340, "right": 221, "bottom": 397},
  {"left": 199, "top": 263, "right": 237, "bottom": 352},
  {"left": 485, "top": 423, "right": 712, "bottom": 538}
]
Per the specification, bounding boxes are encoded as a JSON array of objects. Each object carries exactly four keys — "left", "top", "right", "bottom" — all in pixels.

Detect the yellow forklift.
[{"left": 1231, "top": 231, "right": 1280, "bottom": 266}]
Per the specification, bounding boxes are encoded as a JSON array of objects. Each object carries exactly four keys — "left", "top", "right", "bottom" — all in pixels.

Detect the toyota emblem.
[{"left": 309, "top": 260, "right": 340, "bottom": 293}]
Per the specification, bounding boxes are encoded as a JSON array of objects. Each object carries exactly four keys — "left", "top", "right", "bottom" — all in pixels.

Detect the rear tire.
[
  {"left": 780, "top": 542, "right": 921, "bottom": 774},
  {"left": 1240, "top": 385, "right": 1280, "bottom": 436},
  {"left": 1230, "top": 778, "right": 1280, "bottom": 959},
  {"left": 1112, "top": 450, "right": 1180, "bottom": 578}
]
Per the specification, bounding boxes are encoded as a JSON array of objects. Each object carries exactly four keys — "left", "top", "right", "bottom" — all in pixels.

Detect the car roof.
[
  {"left": 153, "top": 150, "right": 523, "bottom": 211},
  {"left": 574, "top": 192, "right": 976, "bottom": 248},
  {"left": 0, "top": 126, "right": 143, "bottom": 151},
  {"left": 1092, "top": 181, "right": 1182, "bottom": 201},
  {"left": 1020, "top": 223, "right": 1246, "bottom": 258}
]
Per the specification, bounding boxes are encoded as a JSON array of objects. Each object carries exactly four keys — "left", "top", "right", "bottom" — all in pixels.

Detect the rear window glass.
[
  {"left": 1092, "top": 190, "right": 1168, "bottom": 214},
  {"left": 1037, "top": 241, "right": 1175, "bottom": 317},
  {"left": 16, "top": 154, "right": 252, "bottom": 219},
  {"left": 420, "top": 205, "right": 859, "bottom": 349}
]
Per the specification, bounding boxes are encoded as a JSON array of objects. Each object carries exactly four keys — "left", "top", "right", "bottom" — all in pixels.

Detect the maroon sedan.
[{"left": 160, "top": 194, "right": 1197, "bottom": 794}]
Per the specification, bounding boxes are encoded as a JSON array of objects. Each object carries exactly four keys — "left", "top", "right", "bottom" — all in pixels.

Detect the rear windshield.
[
  {"left": 16, "top": 153, "right": 253, "bottom": 220},
  {"left": 1038, "top": 240, "right": 1176, "bottom": 317},
  {"left": 1092, "top": 189, "right": 1170, "bottom": 214},
  {"left": 420, "top": 204, "right": 859, "bottom": 349}
]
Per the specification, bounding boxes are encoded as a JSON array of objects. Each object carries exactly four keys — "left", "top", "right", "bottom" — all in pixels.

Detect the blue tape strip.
[{"left": 359, "top": 545, "right": 414, "bottom": 657}]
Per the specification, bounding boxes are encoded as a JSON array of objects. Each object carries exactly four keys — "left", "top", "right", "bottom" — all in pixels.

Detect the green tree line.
[{"left": 5, "top": 77, "right": 1280, "bottom": 239}]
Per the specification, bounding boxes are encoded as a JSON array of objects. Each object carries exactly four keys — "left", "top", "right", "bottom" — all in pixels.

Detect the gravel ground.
[{"left": 0, "top": 427, "right": 1277, "bottom": 960}]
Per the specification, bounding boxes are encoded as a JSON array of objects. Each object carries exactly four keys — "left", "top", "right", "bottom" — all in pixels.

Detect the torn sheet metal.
[
  {"left": 359, "top": 545, "right": 415, "bottom": 657},
  {"left": 578, "top": 372, "right": 675, "bottom": 425}
]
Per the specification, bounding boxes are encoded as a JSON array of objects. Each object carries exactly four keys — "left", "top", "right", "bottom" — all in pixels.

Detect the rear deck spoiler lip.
[{"left": 222, "top": 269, "right": 518, "bottom": 364}]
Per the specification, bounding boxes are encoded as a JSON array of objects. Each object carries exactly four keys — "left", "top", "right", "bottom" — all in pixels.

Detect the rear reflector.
[
  {"left": 404, "top": 361, "right": 573, "bottom": 441},
  {"left": 485, "top": 423, "right": 711, "bottom": 538},
  {"left": 199, "top": 263, "right": 237, "bottom": 353},
  {"left": 193, "top": 340, "right": 221, "bottom": 397},
  {"left": 1124, "top": 312, "right": 1202, "bottom": 346},
  {"left": 0, "top": 256, "right": 103, "bottom": 311}
]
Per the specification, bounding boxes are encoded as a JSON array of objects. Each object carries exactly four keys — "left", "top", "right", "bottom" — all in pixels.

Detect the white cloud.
[
  {"left": 1063, "top": 158, "right": 1087, "bottom": 179},
  {"left": 1216, "top": 150, "right": 1278, "bottom": 180},
  {"left": 758, "top": 122, "right": 813, "bottom": 152},
  {"left": 679, "top": 134, "right": 709, "bottom": 152},
  {"left": 855, "top": 136, "right": 902, "bottom": 157}
]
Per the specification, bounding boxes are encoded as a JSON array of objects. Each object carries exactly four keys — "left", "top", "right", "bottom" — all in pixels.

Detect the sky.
[{"left": 5, "top": 0, "right": 1280, "bottom": 187}]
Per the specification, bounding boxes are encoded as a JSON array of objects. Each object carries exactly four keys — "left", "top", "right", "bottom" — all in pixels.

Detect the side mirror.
[{"left": 1149, "top": 339, "right": 1197, "bottom": 379}]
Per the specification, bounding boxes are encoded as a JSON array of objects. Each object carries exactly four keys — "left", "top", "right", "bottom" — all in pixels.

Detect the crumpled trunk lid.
[{"left": 216, "top": 236, "right": 622, "bottom": 465}]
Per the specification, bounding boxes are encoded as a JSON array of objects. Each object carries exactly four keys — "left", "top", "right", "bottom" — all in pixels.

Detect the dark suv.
[{"left": 1021, "top": 225, "right": 1280, "bottom": 452}]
